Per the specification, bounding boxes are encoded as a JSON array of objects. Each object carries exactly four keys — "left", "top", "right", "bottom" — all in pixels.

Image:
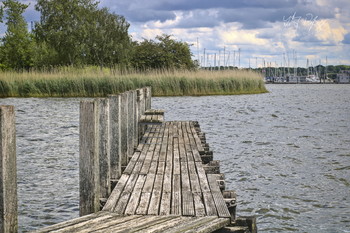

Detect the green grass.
[{"left": 0, "top": 67, "right": 268, "bottom": 97}]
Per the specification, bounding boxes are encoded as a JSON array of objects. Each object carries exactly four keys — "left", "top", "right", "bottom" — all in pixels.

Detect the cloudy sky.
[{"left": 2, "top": 0, "right": 350, "bottom": 67}]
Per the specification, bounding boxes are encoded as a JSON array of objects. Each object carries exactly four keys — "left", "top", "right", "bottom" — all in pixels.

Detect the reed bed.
[{"left": 0, "top": 67, "right": 267, "bottom": 97}]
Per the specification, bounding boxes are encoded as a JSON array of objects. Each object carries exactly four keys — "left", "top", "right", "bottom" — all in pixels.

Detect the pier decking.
[{"left": 34, "top": 121, "right": 232, "bottom": 232}]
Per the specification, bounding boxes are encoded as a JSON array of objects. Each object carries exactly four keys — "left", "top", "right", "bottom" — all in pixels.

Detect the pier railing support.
[
  {"left": 79, "top": 100, "right": 100, "bottom": 216},
  {"left": 108, "top": 95, "right": 122, "bottom": 189},
  {"left": 80, "top": 87, "right": 152, "bottom": 211},
  {"left": 97, "top": 99, "right": 110, "bottom": 206},
  {"left": 0, "top": 105, "right": 18, "bottom": 233}
]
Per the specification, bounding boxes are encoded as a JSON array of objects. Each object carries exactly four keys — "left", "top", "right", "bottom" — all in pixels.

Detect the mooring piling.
[{"left": 0, "top": 105, "right": 18, "bottom": 233}]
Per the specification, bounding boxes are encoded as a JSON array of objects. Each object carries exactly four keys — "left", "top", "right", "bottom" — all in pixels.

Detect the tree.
[
  {"left": 35, "top": 0, "right": 132, "bottom": 68},
  {"left": 35, "top": 0, "right": 99, "bottom": 66},
  {"left": 0, "top": 0, "right": 34, "bottom": 70},
  {"left": 131, "top": 34, "right": 196, "bottom": 70},
  {"left": 86, "top": 7, "right": 131, "bottom": 68}
]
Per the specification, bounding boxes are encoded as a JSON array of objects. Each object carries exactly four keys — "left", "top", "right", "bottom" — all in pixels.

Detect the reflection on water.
[{"left": 0, "top": 84, "right": 349, "bottom": 232}]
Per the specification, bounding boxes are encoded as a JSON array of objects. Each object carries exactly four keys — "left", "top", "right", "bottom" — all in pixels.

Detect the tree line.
[{"left": 0, "top": 0, "right": 196, "bottom": 71}]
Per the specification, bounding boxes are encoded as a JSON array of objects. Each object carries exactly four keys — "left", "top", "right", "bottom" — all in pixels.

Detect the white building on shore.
[{"left": 336, "top": 70, "right": 350, "bottom": 83}]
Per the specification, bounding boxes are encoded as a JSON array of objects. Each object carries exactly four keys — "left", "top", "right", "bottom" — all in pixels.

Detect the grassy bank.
[{"left": 0, "top": 67, "right": 267, "bottom": 97}]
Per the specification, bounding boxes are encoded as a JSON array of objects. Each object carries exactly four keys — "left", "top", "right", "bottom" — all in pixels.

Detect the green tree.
[
  {"left": 131, "top": 34, "right": 195, "bottom": 70},
  {"left": 35, "top": 0, "right": 99, "bottom": 66},
  {"left": 0, "top": 0, "right": 34, "bottom": 70},
  {"left": 35, "top": 0, "right": 132, "bottom": 68},
  {"left": 86, "top": 7, "right": 131, "bottom": 68}
]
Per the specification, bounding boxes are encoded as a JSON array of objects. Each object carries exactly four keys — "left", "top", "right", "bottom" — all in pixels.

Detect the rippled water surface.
[{"left": 1, "top": 84, "right": 349, "bottom": 232}]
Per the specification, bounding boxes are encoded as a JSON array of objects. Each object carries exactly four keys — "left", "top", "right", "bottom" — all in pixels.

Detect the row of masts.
[{"left": 196, "top": 44, "right": 328, "bottom": 79}]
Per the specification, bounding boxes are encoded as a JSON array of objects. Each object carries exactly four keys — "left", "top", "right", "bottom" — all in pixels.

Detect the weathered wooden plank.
[
  {"left": 127, "top": 90, "right": 135, "bottom": 159},
  {"left": 133, "top": 216, "right": 190, "bottom": 233},
  {"left": 140, "top": 126, "right": 161, "bottom": 174},
  {"left": 148, "top": 161, "right": 158, "bottom": 175},
  {"left": 135, "top": 172, "right": 156, "bottom": 215},
  {"left": 207, "top": 174, "right": 231, "bottom": 218},
  {"left": 114, "top": 216, "right": 177, "bottom": 233},
  {"left": 183, "top": 217, "right": 230, "bottom": 233},
  {"left": 131, "top": 143, "right": 149, "bottom": 175},
  {"left": 196, "top": 162, "right": 210, "bottom": 192},
  {"left": 141, "top": 174, "right": 155, "bottom": 193},
  {"left": 165, "top": 216, "right": 219, "bottom": 233},
  {"left": 147, "top": 174, "right": 164, "bottom": 215},
  {"left": 173, "top": 137, "right": 181, "bottom": 175},
  {"left": 141, "top": 124, "right": 154, "bottom": 144},
  {"left": 135, "top": 192, "right": 151, "bottom": 215},
  {"left": 31, "top": 212, "right": 109, "bottom": 232},
  {"left": 96, "top": 216, "right": 161, "bottom": 233},
  {"left": 182, "top": 190, "right": 195, "bottom": 216},
  {"left": 182, "top": 122, "right": 192, "bottom": 153},
  {"left": 178, "top": 123, "right": 187, "bottom": 162},
  {"left": 113, "top": 174, "right": 139, "bottom": 214},
  {"left": 211, "top": 191, "right": 231, "bottom": 218},
  {"left": 108, "top": 95, "right": 122, "bottom": 180},
  {"left": 120, "top": 92, "right": 129, "bottom": 168},
  {"left": 159, "top": 164, "right": 172, "bottom": 215},
  {"left": 188, "top": 162, "right": 201, "bottom": 192},
  {"left": 202, "top": 191, "right": 218, "bottom": 216},
  {"left": 124, "top": 175, "right": 146, "bottom": 215},
  {"left": 0, "top": 105, "right": 17, "bottom": 233},
  {"left": 145, "top": 86, "right": 152, "bottom": 110},
  {"left": 186, "top": 122, "right": 204, "bottom": 162},
  {"left": 85, "top": 215, "right": 143, "bottom": 233},
  {"left": 180, "top": 161, "right": 191, "bottom": 192},
  {"left": 123, "top": 152, "right": 140, "bottom": 175},
  {"left": 193, "top": 192, "right": 206, "bottom": 217},
  {"left": 156, "top": 161, "right": 166, "bottom": 175},
  {"left": 49, "top": 213, "right": 116, "bottom": 233},
  {"left": 189, "top": 121, "right": 205, "bottom": 154},
  {"left": 196, "top": 161, "right": 218, "bottom": 216},
  {"left": 96, "top": 98, "right": 111, "bottom": 199},
  {"left": 132, "top": 90, "right": 138, "bottom": 149},
  {"left": 144, "top": 109, "right": 165, "bottom": 115},
  {"left": 79, "top": 100, "right": 100, "bottom": 216},
  {"left": 159, "top": 122, "right": 173, "bottom": 215},
  {"left": 207, "top": 174, "right": 222, "bottom": 193},
  {"left": 102, "top": 174, "right": 129, "bottom": 211},
  {"left": 158, "top": 122, "right": 169, "bottom": 162},
  {"left": 171, "top": 174, "right": 181, "bottom": 215}
]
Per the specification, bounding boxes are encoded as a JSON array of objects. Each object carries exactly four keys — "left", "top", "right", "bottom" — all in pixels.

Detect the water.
[{"left": 1, "top": 84, "right": 349, "bottom": 232}]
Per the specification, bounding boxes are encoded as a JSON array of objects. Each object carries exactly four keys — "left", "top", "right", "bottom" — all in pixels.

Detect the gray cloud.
[
  {"left": 99, "top": 0, "right": 339, "bottom": 30},
  {"left": 175, "top": 10, "right": 221, "bottom": 28},
  {"left": 154, "top": 0, "right": 298, "bottom": 11},
  {"left": 342, "top": 33, "right": 350, "bottom": 44}
]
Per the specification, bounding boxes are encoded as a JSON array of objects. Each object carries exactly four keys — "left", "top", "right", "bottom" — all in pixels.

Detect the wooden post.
[
  {"left": 127, "top": 91, "right": 134, "bottom": 159},
  {"left": 0, "top": 105, "right": 17, "bottom": 233},
  {"left": 145, "top": 87, "right": 151, "bottom": 110},
  {"left": 120, "top": 92, "right": 129, "bottom": 170},
  {"left": 132, "top": 90, "right": 138, "bottom": 149},
  {"left": 108, "top": 95, "right": 121, "bottom": 184},
  {"left": 79, "top": 100, "right": 100, "bottom": 216},
  {"left": 235, "top": 216, "right": 257, "bottom": 233},
  {"left": 97, "top": 98, "right": 110, "bottom": 202},
  {"left": 223, "top": 190, "right": 237, "bottom": 221},
  {"left": 136, "top": 88, "right": 146, "bottom": 140}
]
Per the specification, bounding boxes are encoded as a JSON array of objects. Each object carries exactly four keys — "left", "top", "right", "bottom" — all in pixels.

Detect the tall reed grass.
[{"left": 0, "top": 67, "right": 267, "bottom": 97}]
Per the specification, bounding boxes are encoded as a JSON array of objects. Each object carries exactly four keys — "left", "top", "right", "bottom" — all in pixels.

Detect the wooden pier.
[{"left": 0, "top": 87, "right": 256, "bottom": 233}]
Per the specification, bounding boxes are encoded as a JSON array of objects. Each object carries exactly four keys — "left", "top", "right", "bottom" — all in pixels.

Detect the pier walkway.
[{"left": 35, "top": 121, "right": 232, "bottom": 232}]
